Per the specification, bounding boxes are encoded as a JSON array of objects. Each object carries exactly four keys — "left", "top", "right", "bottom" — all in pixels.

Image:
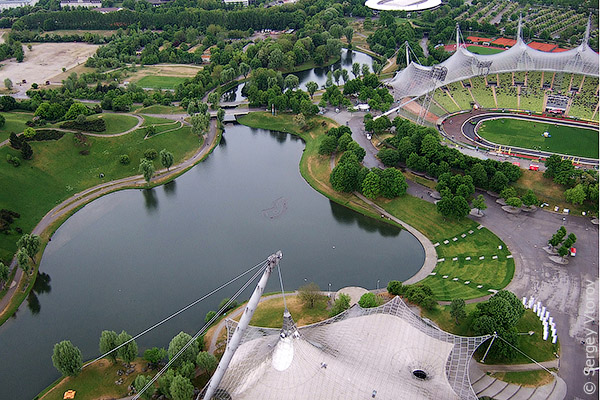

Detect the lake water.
[
  {"left": 221, "top": 48, "right": 374, "bottom": 103},
  {"left": 0, "top": 124, "right": 423, "bottom": 399}
]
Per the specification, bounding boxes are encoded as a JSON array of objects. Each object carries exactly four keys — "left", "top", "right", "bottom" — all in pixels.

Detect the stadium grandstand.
[
  {"left": 204, "top": 296, "right": 490, "bottom": 400},
  {"left": 388, "top": 15, "right": 599, "bottom": 123}
]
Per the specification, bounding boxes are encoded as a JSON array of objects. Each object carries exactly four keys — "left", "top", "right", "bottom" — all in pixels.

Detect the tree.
[
  {"left": 17, "top": 233, "right": 41, "bottom": 262},
  {"left": 333, "top": 69, "right": 342, "bottom": 85},
  {"left": 23, "top": 127, "right": 36, "bottom": 139},
  {"left": 144, "top": 347, "right": 167, "bottom": 367},
  {"left": 284, "top": 74, "right": 299, "bottom": 91},
  {"left": 489, "top": 171, "right": 508, "bottom": 193},
  {"left": 387, "top": 280, "right": 403, "bottom": 295},
  {"left": 469, "top": 163, "right": 488, "bottom": 188},
  {"left": 17, "top": 248, "right": 30, "bottom": 274},
  {"left": 9, "top": 132, "right": 22, "bottom": 149},
  {"left": 0, "top": 262, "right": 8, "bottom": 288},
  {"left": 344, "top": 26, "right": 354, "bottom": 46},
  {"left": 239, "top": 62, "right": 250, "bottom": 79},
  {"left": 522, "top": 190, "right": 538, "bottom": 207},
  {"left": 160, "top": 149, "right": 174, "bottom": 171},
  {"left": 450, "top": 298, "right": 466, "bottom": 324},
  {"left": 306, "top": 81, "right": 318, "bottom": 99},
  {"left": 139, "top": 158, "right": 155, "bottom": 184},
  {"left": 330, "top": 292, "right": 351, "bottom": 316},
  {"left": 64, "top": 102, "right": 89, "bottom": 120},
  {"left": 293, "top": 113, "right": 306, "bottom": 129},
  {"left": 352, "top": 62, "right": 360, "bottom": 78},
  {"left": 207, "top": 91, "right": 219, "bottom": 109},
  {"left": 298, "top": 282, "right": 321, "bottom": 309},
  {"left": 216, "top": 108, "right": 225, "bottom": 124},
  {"left": 565, "top": 184, "right": 587, "bottom": 205},
  {"left": 21, "top": 140, "right": 33, "bottom": 160},
  {"left": 557, "top": 245, "right": 569, "bottom": 258},
  {"left": 318, "top": 135, "right": 337, "bottom": 155},
  {"left": 52, "top": 340, "right": 82, "bottom": 377},
  {"left": 168, "top": 331, "right": 200, "bottom": 368},
  {"left": 377, "top": 149, "right": 400, "bottom": 167},
  {"left": 170, "top": 374, "right": 194, "bottom": 400},
  {"left": 358, "top": 292, "right": 380, "bottom": 308},
  {"left": 471, "top": 194, "right": 487, "bottom": 215},
  {"left": 330, "top": 160, "right": 361, "bottom": 192},
  {"left": 379, "top": 168, "right": 407, "bottom": 198},
  {"left": 196, "top": 351, "right": 218, "bottom": 373},
  {"left": 205, "top": 310, "right": 217, "bottom": 324},
  {"left": 362, "top": 64, "right": 371, "bottom": 76},
  {"left": 99, "top": 330, "right": 119, "bottom": 364},
  {"left": 362, "top": 170, "right": 381, "bottom": 199},
  {"left": 191, "top": 113, "right": 210, "bottom": 136},
  {"left": 117, "top": 331, "right": 138, "bottom": 365},
  {"left": 4, "top": 78, "right": 12, "bottom": 90},
  {"left": 505, "top": 197, "right": 522, "bottom": 208},
  {"left": 133, "top": 375, "right": 153, "bottom": 400}
]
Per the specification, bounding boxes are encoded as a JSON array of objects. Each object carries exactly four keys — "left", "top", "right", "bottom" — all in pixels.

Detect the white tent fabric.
[
  {"left": 388, "top": 37, "right": 599, "bottom": 101},
  {"left": 365, "top": 0, "right": 441, "bottom": 11},
  {"left": 207, "top": 297, "right": 490, "bottom": 400}
]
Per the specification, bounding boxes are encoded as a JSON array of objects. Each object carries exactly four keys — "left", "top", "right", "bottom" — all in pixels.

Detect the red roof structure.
[
  {"left": 491, "top": 38, "right": 517, "bottom": 47},
  {"left": 552, "top": 47, "right": 569, "bottom": 53},
  {"left": 467, "top": 36, "right": 491, "bottom": 43},
  {"left": 528, "top": 42, "right": 557, "bottom": 52}
]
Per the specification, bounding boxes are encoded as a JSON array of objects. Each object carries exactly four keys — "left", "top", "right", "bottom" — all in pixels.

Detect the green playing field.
[{"left": 477, "top": 117, "right": 599, "bottom": 159}]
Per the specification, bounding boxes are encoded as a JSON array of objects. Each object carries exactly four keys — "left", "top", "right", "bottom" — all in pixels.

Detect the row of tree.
[{"left": 544, "top": 155, "right": 598, "bottom": 208}]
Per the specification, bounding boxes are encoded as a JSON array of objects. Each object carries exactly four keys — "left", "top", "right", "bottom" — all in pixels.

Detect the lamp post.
[
  {"left": 328, "top": 283, "right": 332, "bottom": 297},
  {"left": 377, "top": 280, "right": 380, "bottom": 290}
]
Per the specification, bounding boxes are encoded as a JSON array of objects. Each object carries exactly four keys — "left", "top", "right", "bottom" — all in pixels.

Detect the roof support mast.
[
  {"left": 516, "top": 13, "right": 523, "bottom": 42},
  {"left": 583, "top": 14, "right": 591, "bottom": 46},
  {"left": 456, "top": 23, "right": 460, "bottom": 50},
  {"left": 201, "top": 251, "right": 283, "bottom": 400}
]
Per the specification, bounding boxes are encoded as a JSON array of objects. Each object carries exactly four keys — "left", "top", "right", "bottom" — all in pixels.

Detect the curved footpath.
[{"left": 0, "top": 120, "right": 218, "bottom": 320}]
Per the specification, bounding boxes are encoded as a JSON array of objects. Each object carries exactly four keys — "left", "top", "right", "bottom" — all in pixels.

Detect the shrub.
[
  {"left": 329, "top": 293, "right": 351, "bottom": 317},
  {"left": 387, "top": 280, "right": 403, "bottom": 295},
  {"left": 6, "top": 154, "right": 20, "bottom": 167},
  {"left": 79, "top": 150, "right": 90, "bottom": 156},
  {"left": 60, "top": 118, "right": 106, "bottom": 132},
  {"left": 25, "top": 129, "right": 64, "bottom": 141},
  {"left": 120, "top": 154, "right": 130, "bottom": 165},
  {"left": 358, "top": 292, "right": 380, "bottom": 308},
  {"left": 144, "top": 148, "right": 158, "bottom": 160}
]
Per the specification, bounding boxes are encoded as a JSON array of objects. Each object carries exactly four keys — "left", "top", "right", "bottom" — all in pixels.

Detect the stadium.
[{"left": 386, "top": 17, "right": 599, "bottom": 163}]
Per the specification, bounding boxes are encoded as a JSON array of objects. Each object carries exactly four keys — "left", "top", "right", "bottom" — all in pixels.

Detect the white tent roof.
[
  {"left": 208, "top": 297, "right": 490, "bottom": 400},
  {"left": 388, "top": 37, "right": 599, "bottom": 100},
  {"left": 365, "top": 0, "right": 441, "bottom": 11}
]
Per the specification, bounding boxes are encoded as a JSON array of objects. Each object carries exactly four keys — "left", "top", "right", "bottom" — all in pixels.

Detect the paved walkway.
[{"left": 0, "top": 120, "right": 219, "bottom": 320}]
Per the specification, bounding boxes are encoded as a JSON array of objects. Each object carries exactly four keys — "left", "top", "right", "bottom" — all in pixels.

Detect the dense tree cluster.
[
  {"left": 544, "top": 154, "right": 598, "bottom": 208},
  {"left": 472, "top": 290, "right": 525, "bottom": 359}
]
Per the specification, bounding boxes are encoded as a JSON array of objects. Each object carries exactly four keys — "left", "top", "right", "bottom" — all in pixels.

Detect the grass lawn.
[
  {"left": 135, "top": 75, "right": 187, "bottom": 90},
  {"left": 0, "top": 112, "right": 33, "bottom": 142},
  {"left": 87, "top": 113, "right": 139, "bottom": 135},
  {"left": 467, "top": 45, "right": 505, "bottom": 55},
  {"left": 513, "top": 169, "right": 595, "bottom": 215},
  {"left": 38, "top": 358, "right": 154, "bottom": 400},
  {"left": 419, "top": 227, "right": 514, "bottom": 300},
  {"left": 477, "top": 118, "right": 599, "bottom": 159},
  {"left": 136, "top": 105, "right": 184, "bottom": 114},
  {"left": 491, "top": 369, "right": 556, "bottom": 387},
  {"left": 235, "top": 295, "right": 331, "bottom": 328},
  {"left": 0, "top": 122, "right": 199, "bottom": 263}
]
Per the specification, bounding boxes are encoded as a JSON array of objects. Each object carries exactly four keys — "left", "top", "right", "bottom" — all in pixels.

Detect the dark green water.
[{"left": 0, "top": 124, "right": 424, "bottom": 399}]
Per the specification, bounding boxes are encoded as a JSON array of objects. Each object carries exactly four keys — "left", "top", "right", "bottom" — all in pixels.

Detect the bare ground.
[{"left": 0, "top": 42, "right": 99, "bottom": 97}]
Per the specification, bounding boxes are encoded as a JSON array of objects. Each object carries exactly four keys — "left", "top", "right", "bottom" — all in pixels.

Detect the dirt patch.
[
  {"left": 0, "top": 42, "right": 99, "bottom": 95},
  {"left": 128, "top": 64, "right": 204, "bottom": 81}
]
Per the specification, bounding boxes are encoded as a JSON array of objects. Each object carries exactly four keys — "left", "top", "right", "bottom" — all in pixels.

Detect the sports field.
[
  {"left": 135, "top": 75, "right": 187, "bottom": 90},
  {"left": 477, "top": 118, "right": 599, "bottom": 159},
  {"left": 466, "top": 45, "right": 505, "bottom": 55}
]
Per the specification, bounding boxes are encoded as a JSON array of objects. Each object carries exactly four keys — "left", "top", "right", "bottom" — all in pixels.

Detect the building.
[
  {"left": 0, "top": 0, "right": 38, "bottom": 11},
  {"left": 365, "top": 0, "right": 440, "bottom": 11},
  {"left": 60, "top": 0, "right": 101, "bottom": 7},
  {"left": 223, "top": 0, "right": 249, "bottom": 6}
]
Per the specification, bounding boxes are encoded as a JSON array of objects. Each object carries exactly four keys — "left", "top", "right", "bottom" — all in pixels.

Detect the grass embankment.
[
  {"left": 477, "top": 118, "right": 599, "bottom": 159},
  {"left": 0, "top": 111, "right": 33, "bottom": 142},
  {"left": 135, "top": 104, "right": 184, "bottom": 114},
  {"left": 236, "top": 295, "right": 330, "bottom": 328},
  {"left": 49, "top": 113, "right": 140, "bottom": 135},
  {"left": 0, "top": 114, "right": 199, "bottom": 263},
  {"left": 37, "top": 358, "right": 155, "bottom": 400}
]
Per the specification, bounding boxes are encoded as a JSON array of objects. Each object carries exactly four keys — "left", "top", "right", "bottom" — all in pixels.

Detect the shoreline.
[{"left": 0, "top": 120, "right": 221, "bottom": 325}]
